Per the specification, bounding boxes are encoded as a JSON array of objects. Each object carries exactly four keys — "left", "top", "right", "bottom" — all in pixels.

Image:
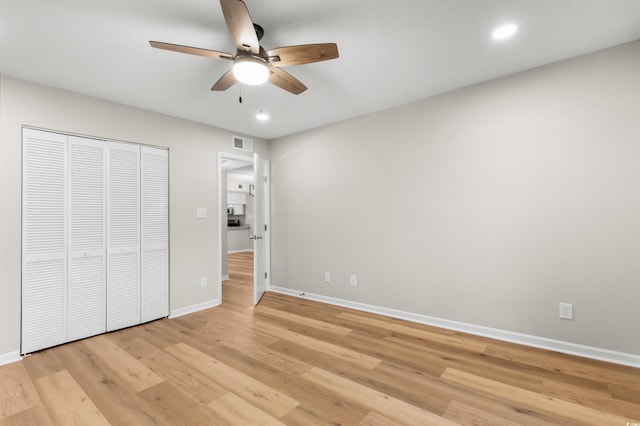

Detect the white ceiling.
[{"left": 1, "top": 1, "right": 640, "bottom": 140}]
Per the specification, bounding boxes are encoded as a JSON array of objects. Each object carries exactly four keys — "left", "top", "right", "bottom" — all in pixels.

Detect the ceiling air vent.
[{"left": 232, "top": 136, "right": 253, "bottom": 152}]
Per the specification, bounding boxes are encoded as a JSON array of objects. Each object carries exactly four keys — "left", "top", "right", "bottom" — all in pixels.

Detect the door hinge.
[
  {"left": 264, "top": 176, "right": 268, "bottom": 183},
  {"left": 264, "top": 272, "right": 268, "bottom": 279},
  {"left": 264, "top": 224, "right": 267, "bottom": 231}
]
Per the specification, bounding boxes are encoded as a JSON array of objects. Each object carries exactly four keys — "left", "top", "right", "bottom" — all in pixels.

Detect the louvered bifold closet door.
[
  {"left": 107, "top": 142, "right": 141, "bottom": 331},
  {"left": 141, "top": 146, "right": 169, "bottom": 322},
  {"left": 67, "top": 136, "right": 107, "bottom": 341},
  {"left": 22, "top": 129, "right": 68, "bottom": 353}
]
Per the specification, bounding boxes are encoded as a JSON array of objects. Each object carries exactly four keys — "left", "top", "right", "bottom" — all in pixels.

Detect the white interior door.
[
  {"left": 107, "top": 142, "right": 141, "bottom": 331},
  {"left": 22, "top": 129, "right": 68, "bottom": 353},
  {"left": 253, "top": 153, "right": 267, "bottom": 304},
  {"left": 67, "top": 136, "right": 107, "bottom": 341},
  {"left": 140, "top": 146, "right": 169, "bottom": 322}
]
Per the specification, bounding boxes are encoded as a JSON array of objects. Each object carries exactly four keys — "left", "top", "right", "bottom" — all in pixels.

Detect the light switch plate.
[
  {"left": 196, "top": 207, "right": 206, "bottom": 218},
  {"left": 559, "top": 302, "right": 573, "bottom": 320}
]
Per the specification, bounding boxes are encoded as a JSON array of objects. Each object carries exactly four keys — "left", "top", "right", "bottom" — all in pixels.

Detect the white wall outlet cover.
[
  {"left": 350, "top": 275, "right": 358, "bottom": 286},
  {"left": 200, "top": 277, "right": 207, "bottom": 288},
  {"left": 196, "top": 207, "right": 207, "bottom": 218},
  {"left": 324, "top": 272, "right": 331, "bottom": 282}
]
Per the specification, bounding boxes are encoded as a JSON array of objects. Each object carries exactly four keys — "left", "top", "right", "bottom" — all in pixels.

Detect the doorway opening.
[{"left": 217, "top": 152, "right": 270, "bottom": 306}]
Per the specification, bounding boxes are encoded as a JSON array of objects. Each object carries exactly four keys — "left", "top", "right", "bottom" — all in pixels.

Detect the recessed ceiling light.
[
  {"left": 492, "top": 24, "right": 518, "bottom": 40},
  {"left": 256, "top": 110, "right": 269, "bottom": 121}
]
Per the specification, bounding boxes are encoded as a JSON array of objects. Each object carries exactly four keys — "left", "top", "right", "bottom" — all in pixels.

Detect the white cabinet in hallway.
[
  {"left": 228, "top": 227, "right": 252, "bottom": 253},
  {"left": 21, "top": 128, "right": 169, "bottom": 354}
]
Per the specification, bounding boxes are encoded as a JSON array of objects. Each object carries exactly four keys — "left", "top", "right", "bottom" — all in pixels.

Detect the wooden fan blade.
[
  {"left": 269, "top": 66, "right": 307, "bottom": 95},
  {"left": 149, "top": 41, "right": 233, "bottom": 60},
  {"left": 267, "top": 43, "right": 339, "bottom": 67},
  {"left": 220, "top": 0, "right": 259, "bottom": 55},
  {"left": 211, "top": 69, "right": 237, "bottom": 91}
]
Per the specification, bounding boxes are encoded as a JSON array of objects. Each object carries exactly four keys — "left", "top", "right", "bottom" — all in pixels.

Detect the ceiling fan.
[{"left": 150, "top": 0, "right": 339, "bottom": 95}]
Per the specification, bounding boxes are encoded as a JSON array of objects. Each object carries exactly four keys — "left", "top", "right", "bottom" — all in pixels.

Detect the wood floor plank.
[
  {"left": 0, "top": 362, "right": 40, "bottom": 419},
  {"left": 52, "top": 341, "right": 169, "bottom": 426},
  {"left": 207, "top": 392, "right": 287, "bottom": 426},
  {"left": 443, "top": 400, "right": 523, "bottom": 426},
  {"left": 255, "top": 319, "right": 382, "bottom": 369},
  {"left": 359, "top": 411, "right": 403, "bottom": 426},
  {"left": 0, "top": 402, "right": 54, "bottom": 426},
  {"left": 485, "top": 343, "right": 640, "bottom": 388},
  {"left": 441, "top": 367, "right": 638, "bottom": 425},
  {"left": 21, "top": 350, "right": 65, "bottom": 381},
  {"left": 340, "top": 330, "right": 448, "bottom": 377},
  {"left": 338, "top": 312, "right": 488, "bottom": 354},
  {"left": 383, "top": 334, "right": 546, "bottom": 392},
  {"left": 302, "top": 367, "right": 459, "bottom": 425},
  {"left": 165, "top": 342, "right": 300, "bottom": 418},
  {"left": 81, "top": 334, "right": 164, "bottom": 393},
  {"left": 34, "top": 369, "right": 111, "bottom": 426},
  {"left": 207, "top": 343, "right": 371, "bottom": 425},
  {"left": 255, "top": 305, "right": 353, "bottom": 335},
  {"left": 137, "top": 381, "right": 222, "bottom": 426},
  {"left": 610, "top": 383, "right": 640, "bottom": 404},
  {"left": 543, "top": 377, "right": 640, "bottom": 419},
  {"left": 120, "top": 338, "right": 228, "bottom": 404}
]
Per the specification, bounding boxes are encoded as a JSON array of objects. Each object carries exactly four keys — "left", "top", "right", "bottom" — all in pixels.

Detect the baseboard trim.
[
  {"left": 221, "top": 275, "right": 229, "bottom": 281},
  {"left": 269, "top": 286, "right": 640, "bottom": 368},
  {"left": 169, "top": 298, "right": 220, "bottom": 319},
  {"left": 227, "top": 249, "right": 254, "bottom": 254},
  {"left": 0, "top": 351, "right": 23, "bottom": 366}
]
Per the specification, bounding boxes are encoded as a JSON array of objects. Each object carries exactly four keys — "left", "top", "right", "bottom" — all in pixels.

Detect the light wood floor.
[{"left": 1, "top": 252, "right": 639, "bottom": 425}]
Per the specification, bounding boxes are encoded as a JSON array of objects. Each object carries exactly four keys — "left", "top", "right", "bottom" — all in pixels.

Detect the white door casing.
[{"left": 253, "top": 153, "right": 267, "bottom": 305}]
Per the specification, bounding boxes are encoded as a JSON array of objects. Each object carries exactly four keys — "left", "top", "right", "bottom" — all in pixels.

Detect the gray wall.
[
  {"left": 0, "top": 75, "right": 267, "bottom": 356},
  {"left": 270, "top": 41, "right": 640, "bottom": 355}
]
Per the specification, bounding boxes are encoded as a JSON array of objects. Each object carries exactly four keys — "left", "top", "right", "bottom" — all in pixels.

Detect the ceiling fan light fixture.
[{"left": 232, "top": 57, "right": 269, "bottom": 85}]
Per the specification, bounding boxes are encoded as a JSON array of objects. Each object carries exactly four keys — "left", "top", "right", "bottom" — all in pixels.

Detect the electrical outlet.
[
  {"left": 324, "top": 272, "right": 331, "bottom": 283},
  {"left": 200, "top": 277, "right": 207, "bottom": 288},
  {"left": 350, "top": 275, "right": 358, "bottom": 286},
  {"left": 559, "top": 302, "right": 573, "bottom": 320}
]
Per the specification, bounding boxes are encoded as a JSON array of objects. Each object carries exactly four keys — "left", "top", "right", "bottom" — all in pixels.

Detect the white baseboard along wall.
[{"left": 0, "top": 351, "right": 23, "bottom": 366}]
